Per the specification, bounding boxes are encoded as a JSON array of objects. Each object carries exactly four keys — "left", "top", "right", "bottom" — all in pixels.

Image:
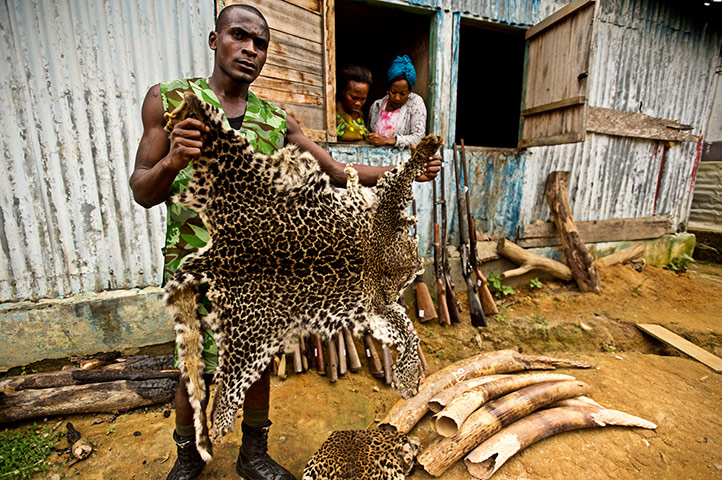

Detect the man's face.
[{"left": 210, "top": 9, "right": 269, "bottom": 84}]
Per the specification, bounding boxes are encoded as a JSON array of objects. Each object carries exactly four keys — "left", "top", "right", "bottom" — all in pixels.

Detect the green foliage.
[
  {"left": 0, "top": 423, "right": 61, "bottom": 479},
  {"left": 529, "top": 277, "right": 543, "bottom": 290},
  {"left": 531, "top": 315, "right": 548, "bottom": 326},
  {"left": 488, "top": 271, "right": 516, "bottom": 299},
  {"left": 664, "top": 253, "right": 695, "bottom": 274}
]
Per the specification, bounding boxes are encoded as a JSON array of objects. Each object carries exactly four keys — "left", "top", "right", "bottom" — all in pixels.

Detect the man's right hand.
[{"left": 164, "top": 118, "right": 210, "bottom": 173}]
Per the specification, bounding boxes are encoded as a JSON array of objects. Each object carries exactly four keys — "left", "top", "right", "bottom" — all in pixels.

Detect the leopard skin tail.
[{"left": 164, "top": 273, "right": 213, "bottom": 461}]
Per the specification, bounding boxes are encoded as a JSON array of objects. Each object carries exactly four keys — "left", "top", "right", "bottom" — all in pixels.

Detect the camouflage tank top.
[{"left": 160, "top": 78, "right": 287, "bottom": 295}]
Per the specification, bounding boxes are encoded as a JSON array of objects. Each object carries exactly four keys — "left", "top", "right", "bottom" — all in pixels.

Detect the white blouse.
[{"left": 368, "top": 92, "right": 427, "bottom": 149}]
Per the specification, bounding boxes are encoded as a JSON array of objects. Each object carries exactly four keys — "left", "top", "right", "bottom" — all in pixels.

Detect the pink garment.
[{"left": 376, "top": 99, "right": 401, "bottom": 137}]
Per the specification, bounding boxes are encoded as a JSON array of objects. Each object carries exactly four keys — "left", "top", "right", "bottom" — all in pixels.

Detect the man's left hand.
[{"left": 415, "top": 155, "right": 442, "bottom": 182}]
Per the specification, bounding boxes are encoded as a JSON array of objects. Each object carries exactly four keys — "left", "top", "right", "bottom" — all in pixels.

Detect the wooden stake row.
[{"left": 271, "top": 328, "right": 427, "bottom": 387}]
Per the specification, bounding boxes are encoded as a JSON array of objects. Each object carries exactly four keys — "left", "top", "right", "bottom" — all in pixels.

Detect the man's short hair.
[{"left": 215, "top": 4, "right": 269, "bottom": 33}]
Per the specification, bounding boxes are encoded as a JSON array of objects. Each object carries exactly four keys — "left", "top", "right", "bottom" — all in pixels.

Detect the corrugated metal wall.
[
  {"left": 0, "top": 0, "right": 214, "bottom": 302},
  {"left": 408, "top": 0, "right": 539, "bottom": 26},
  {"left": 520, "top": 0, "right": 719, "bottom": 233}
]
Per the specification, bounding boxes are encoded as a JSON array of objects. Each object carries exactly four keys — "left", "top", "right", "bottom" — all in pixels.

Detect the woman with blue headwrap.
[{"left": 368, "top": 55, "right": 427, "bottom": 148}]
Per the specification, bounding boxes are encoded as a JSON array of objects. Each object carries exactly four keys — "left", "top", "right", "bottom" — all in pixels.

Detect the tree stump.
[{"left": 545, "top": 171, "right": 601, "bottom": 293}]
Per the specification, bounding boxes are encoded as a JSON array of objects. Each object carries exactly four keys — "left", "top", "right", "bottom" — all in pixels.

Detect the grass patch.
[{"left": 0, "top": 423, "right": 62, "bottom": 479}]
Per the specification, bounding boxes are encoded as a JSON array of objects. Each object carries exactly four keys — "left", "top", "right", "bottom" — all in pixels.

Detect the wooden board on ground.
[{"left": 637, "top": 323, "right": 722, "bottom": 373}]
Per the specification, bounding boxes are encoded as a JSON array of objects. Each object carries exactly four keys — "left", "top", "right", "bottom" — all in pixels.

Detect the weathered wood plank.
[
  {"left": 323, "top": 0, "right": 336, "bottom": 142},
  {"left": 252, "top": 86, "right": 322, "bottom": 106},
  {"left": 637, "top": 324, "right": 722, "bottom": 373},
  {"left": 518, "top": 131, "right": 585, "bottom": 148},
  {"left": 520, "top": 0, "right": 595, "bottom": 148},
  {"left": 526, "top": 0, "right": 595, "bottom": 39},
  {"left": 519, "top": 215, "right": 673, "bottom": 247},
  {"left": 240, "top": 0, "right": 322, "bottom": 42},
  {"left": 520, "top": 96, "right": 587, "bottom": 117},
  {"left": 586, "top": 107, "right": 699, "bottom": 142},
  {"left": 253, "top": 76, "right": 323, "bottom": 98}
]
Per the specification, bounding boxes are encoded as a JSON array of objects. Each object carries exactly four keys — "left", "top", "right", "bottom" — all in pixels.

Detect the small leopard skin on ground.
[
  {"left": 163, "top": 91, "right": 443, "bottom": 460},
  {"left": 302, "top": 430, "right": 419, "bottom": 480}
]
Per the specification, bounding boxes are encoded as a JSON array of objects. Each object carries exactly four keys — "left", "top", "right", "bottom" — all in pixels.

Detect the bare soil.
[{"left": 10, "top": 262, "right": 722, "bottom": 479}]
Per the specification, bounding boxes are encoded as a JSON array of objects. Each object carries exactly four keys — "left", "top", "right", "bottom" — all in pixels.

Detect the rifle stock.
[
  {"left": 433, "top": 222, "right": 452, "bottom": 326},
  {"left": 439, "top": 152, "right": 462, "bottom": 324},
  {"left": 454, "top": 142, "right": 487, "bottom": 327},
  {"left": 460, "top": 142, "right": 499, "bottom": 316}
]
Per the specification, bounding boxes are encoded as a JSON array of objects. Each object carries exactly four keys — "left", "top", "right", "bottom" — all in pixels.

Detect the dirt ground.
[{"left": 8, "top": 262, "right": 722, "bottom": 479}]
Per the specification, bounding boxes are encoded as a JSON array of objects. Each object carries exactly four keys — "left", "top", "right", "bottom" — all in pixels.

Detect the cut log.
[
  {"left": 496, "top": 238, "right": 572, "bottom": 281},
  {"left": 465, "top": 405, "right": 657, "bottom": 479},
  {"left": 0, "top": 378, "right": 177, "bottom": 423},
  {"left": 327, "top": 337, "right": 339, "bottom": 383},
  {"left": 292, "top": 340, "right": 303, "bottom": 374},
  {"left": 363, "top": 333, "right": 384, "bottom": 378},
  {"left": 343, "top": 327, "right": 362, "bottom": 373},
  {"left": 336, "top": 332, "right": 347, "bottom": 376},
  {"left": 379, "top": 350, "right": 593, "bottom": 434},
  {"left": 418, "top": 380, "right": 590, "bottom": 476},
  {"left": 382, "top": 345, "right": 393, "bottom": 385},
  {"left": 596, "top": 243, "right": 646, "bottom": 268},
  {"left": 312, "top": 334, "right": 325, "bottom": 375},
  {"left": 434, "top": 373, "right": 576, "bottom": 437},
  {"left": 545, "top": 171, "right": 601, "bottom": 293}
]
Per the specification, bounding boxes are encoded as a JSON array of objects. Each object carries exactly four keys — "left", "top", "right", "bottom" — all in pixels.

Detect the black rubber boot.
[
  {"left": 236, "top": 421, "right": 296, "bottom": 480},
  {"left": 166, "top": 431, "right": 206, "bottom": 480}
]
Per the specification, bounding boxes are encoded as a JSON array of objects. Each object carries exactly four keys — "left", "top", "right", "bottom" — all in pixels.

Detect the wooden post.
[{"left": 545, "top": 171, "right": 601, "bottom": 293}]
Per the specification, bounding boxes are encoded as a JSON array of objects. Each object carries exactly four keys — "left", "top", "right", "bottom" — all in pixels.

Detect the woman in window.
[
  {"left": 336, "top": 65, "right": 372, "bottom": 142},
  {"left": 368, "top": 55, "right": 427, "bottom": 148}
]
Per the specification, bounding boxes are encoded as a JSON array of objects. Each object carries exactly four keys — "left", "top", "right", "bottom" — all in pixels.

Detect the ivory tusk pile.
[
  {"left": 417, "top": 379, "right": 590, "bottom": 476},
  {"left": 434, "top": 373, "right": 576, "bottom": 437},
  {"left": 464, "top": 405, "right": 657, "bottom": 479},
  {"left": 380, "top": 350, "right": 594, "bottom": 434}
]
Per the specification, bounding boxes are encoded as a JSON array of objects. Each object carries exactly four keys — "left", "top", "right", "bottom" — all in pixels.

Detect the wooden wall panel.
[
  {"left": 218, "top": 0, "right": 330, "bottom": 139},
  {"left": 519, "top": 0, "right": 596, "bottom": 148}
]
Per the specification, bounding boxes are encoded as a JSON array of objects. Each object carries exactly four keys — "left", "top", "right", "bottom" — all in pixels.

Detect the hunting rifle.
[
  {"left": 438, "top": 150, "right": 462, "bottom": 324},
  {"left": 459, "top": 140, "right": 499, "bottom": 315},
  {"left": 411, "top": 199, "right": 437, "bottom": 323},
  {"left": 453, "top": 142, "right": 487, "bottom": 327},
  {"left": 432, "top": 176, "right": 452, "bottom": 326}
]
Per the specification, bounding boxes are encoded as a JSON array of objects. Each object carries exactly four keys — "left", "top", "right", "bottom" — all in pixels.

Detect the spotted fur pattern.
[
  {"left": 164, "top": 91, "right": 443, "bottom": 460},
  {"left": 302, "top": 430, "right": 419, "bottom": 480}
]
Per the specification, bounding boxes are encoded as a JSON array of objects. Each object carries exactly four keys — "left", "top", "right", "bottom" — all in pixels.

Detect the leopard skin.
[
  {"left": 302, "top": 430, "right": 419, "bottom": 480},
  {"left": 163, "top": 91, "right": 443, "bottom": 460}
]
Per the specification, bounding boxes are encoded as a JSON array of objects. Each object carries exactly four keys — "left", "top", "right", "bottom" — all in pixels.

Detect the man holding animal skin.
[{"left": 130, "top": 5, "right": 440, "bottom": 480}]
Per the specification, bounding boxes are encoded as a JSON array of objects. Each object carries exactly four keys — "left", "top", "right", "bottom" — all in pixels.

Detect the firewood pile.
[
  {"left": 0, "top": 352, "right": 177, "bottom": 423},
  {"left": 379, "top": 350, "right": 657, "bottom": 478}
]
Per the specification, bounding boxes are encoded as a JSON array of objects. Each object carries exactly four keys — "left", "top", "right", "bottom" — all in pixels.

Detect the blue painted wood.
[{"left": 327, "top": 144, "right": 528, "bottom": 259}]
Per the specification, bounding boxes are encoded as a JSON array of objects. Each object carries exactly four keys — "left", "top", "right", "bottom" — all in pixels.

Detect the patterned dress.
[
  {"left": 160, "top": 77, "right": 287, "bottom": 372},
  {"left": 336, "top": 110, "right": 369, "bottom": 141}
]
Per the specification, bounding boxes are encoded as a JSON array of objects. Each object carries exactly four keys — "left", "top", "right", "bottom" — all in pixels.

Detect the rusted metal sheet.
[
  {"left": 407, "top": 0, "right": 539, "bottom": 26},
  {"left": 689, "top": 162, "right": 722, "bottom": 232},
  {"left": 521, "top": 135, "right": 701, "bottom": 233},
  {"left": 0, "top": 0, "right": 214, "bottom": 302},
  {"left": 460, "top": 148, "right": 526, "bottom": 241}
]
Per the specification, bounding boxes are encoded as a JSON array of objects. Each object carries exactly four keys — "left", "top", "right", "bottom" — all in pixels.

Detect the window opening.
[
  {"left": 334, "top": 1, "right": 431, "bottom": 141},
  {"left": 455, "top": 22, "right": 525, "bottom": 148}
]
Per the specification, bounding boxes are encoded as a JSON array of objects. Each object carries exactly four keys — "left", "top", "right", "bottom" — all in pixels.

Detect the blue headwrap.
[{"left": 386, "top": 55, "right": 417, "bottom": 89}]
